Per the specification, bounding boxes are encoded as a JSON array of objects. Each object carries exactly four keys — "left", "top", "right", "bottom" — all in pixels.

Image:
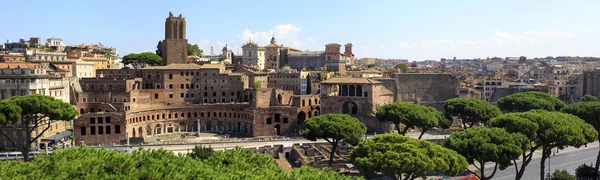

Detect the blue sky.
[{"left": 2, "top": 0, "right": 600, "bottom": 61}]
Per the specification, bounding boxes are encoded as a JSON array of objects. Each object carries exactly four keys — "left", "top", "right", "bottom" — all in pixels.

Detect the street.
[{"left": 488, "top": 143, "right": 599, "bottom": 180}]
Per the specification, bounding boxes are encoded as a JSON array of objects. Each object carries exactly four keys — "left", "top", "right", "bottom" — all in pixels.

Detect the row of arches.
[
  {"left": 129, "top": 120, "right": 254, "bottom": 138},
  {"left": 339, "top": 84, "right": 365, "bottom": 97},
  {"left": 127, "top": 111, "right": 252, "bottom": 125}
]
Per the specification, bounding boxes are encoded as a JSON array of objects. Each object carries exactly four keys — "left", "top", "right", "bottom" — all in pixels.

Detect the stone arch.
[
  {"left": 217, "top": 121, "right": 224, "bottom": 131},
  {"left": 138, "top": 127, "right": 143, "bottom": 137},
  {"left": 227, "top": 122, "right": 232, "bottom": 132},
  {"left": 132, "top": 128, "right": 136, "bottom": 137},
  {"left": 79, "top": 108, "right": 85, "bottom": 114},
  {"left": 179, "top": 122, "right": 186, "bottom": 132},
  {"left": 308, "top": 111, "right": 312, "bottom": 118},
  {"left": 349, "top": 85, "right": 355, "bottom": 96},
  {"left": 192, "top": 121, "right": 199, "bottom": 132},
  {"left": 308, "top": 99, "right": 312, "bottom": 106},
  {"left": 146, "top": 125, "right": 152, "bottom": 136},
  {"left": 356, "top": 85, "right": 363, "bottom": 97},
  {"left": 341, "top": 85, "right": 348, "bottom": 96},
  {"left": 277, "top": 94, "right": 282, "bottom": 104},
  {"left": 155, "top": 124, "right": 162, "bottom": 135},
  {"left": 237, "top": 122, "right": 242, "bottom": 132},
  {"left": 206, "top": 121, "right": 213, "bottom": 131},
  {"left": 297, "top": 111, "right": 306, "bottom": 125},
  {"left": 342, "top": 101, "right": 359, "bottom": 115}
]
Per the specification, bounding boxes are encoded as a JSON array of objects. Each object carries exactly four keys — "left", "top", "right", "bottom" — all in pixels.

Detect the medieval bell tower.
[{"left": 161, "top": 12, "right": 188, "bottom": 65}]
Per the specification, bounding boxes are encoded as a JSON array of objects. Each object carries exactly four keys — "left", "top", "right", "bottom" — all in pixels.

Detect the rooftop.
[{"left": 321, "top": 78, "right": 382, "bottom": 84}]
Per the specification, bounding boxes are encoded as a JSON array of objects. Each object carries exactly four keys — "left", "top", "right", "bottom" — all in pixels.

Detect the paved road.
[{"left": 488, "top": 143, "right": 598, "bottom": 180}]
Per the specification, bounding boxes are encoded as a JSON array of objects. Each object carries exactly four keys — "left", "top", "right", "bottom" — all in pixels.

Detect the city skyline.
[{"left": 3, "top": 0, "right": 600, "bottom": 60}]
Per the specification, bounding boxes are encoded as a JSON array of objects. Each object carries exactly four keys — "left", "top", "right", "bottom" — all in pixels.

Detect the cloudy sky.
[{"left": 3, "top": 0, "right": 600, "bottom": 61}]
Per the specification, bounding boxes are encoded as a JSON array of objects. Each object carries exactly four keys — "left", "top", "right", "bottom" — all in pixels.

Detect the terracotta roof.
[
  {"left": 199, "top": 63, "right": 224, "bottom": 69},
  {"left": 321, "top": 78, "right": 382, "bottom": 84},
  {"left": 143, "top": 63, "right": 204, "bottom": 70},
  {"left": 0, "top": 63, "right": 41, "bottom": 69}
]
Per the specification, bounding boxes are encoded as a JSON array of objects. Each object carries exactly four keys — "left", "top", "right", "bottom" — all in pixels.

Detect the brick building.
[{"left": 73, "top": 13, "right": 319, "bottom": 145}]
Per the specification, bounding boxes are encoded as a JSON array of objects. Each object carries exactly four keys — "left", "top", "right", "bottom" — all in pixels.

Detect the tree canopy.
[
  {"left": 443, "top": 98, "right": 501, "bottom": 128},
  {"left": 0, "top": 147, "right": 360, "bottom": 179},
  {"left": 489, "top": 110, "right": 597, "bottom": 180},
  {"left": 0, "top": 95, "right": 77, "bottom": 161},
  {"left": 443, "top": 127, "right": 529, "bottom": 180},
  {"left": 122, "top": 52, "right": 162, "bottom": 69},
  {"left": 582, "top": 94, "right": 599, "bottom": 102},
  {"left": 188, "top": 145, "right": 214, "bottom": 160},
  {"left": 376, "top": 102, "right": 438, "bottom": 136},
  {"left": 562, "top": 101, "right": 600, "bottom": 178},
  {"left": 395, "top": 63, "right": 409, "bottom": 73},
  {"left": 350, "top": 133, "right": 468, "bottom": 180},
  {"left": 188, "top": 43, "right": 202, "bottom": 56},
  {"left": 155, "top": 41, "right": 162, "bottom": 57},
  {"left": 497, "top": 91, "right": 566, "bottom": 112},
  {"left": 301, "top": 114, "right": 366, "bottom": 166},
  {"left": 546, "top": 169, "right": 575, "bottom": 180}
]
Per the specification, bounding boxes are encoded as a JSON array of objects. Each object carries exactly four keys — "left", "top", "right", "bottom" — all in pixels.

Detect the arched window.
[
  {"left": 356, "top": 85, "right": 363, "bottom": 97},
  {"left": 349, "top": 85, "right": 355, "bottom": 96},
  {"left": 201, "top": 112, "right": 205, "bottom": 117},
  {"left": 79, "top": 108, "right": 85, "bottom": 114}
]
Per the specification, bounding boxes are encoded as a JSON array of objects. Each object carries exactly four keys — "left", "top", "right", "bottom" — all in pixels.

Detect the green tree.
[
  {"left": 350, "top": 133, "right": 468, "bottom": 180},
  {"left": 443, "top": 127, "right": 529, "bottom": 180},
  {"left": 301, "top": 114, "right": 366, "bottom": 167},
  {"left": 306, "top": 73, "right": 312, "bottom": 94},
  {"left": 575, "top": 164, "right": 598, "bottom": 180},
  {"left": 582, "top": 94, "right": 598, "bottom": 102},
  {"left": 122, "top": 52, "right": 163, "bottom": 69},
  {"left": 395, "top": 63, "right": 409, "bottom": 72},
  {"left": 489, "top": 110, "right": 597, "bottom": 180},
  {"left": 497, "top": 91, "right": 566, "bottom": 112},
  {"left": 443, "top": 98, "right": 501, "bottom": 128},
  {"left": 156, "top": 40, "right": 162, "bottom": 57},
  {"left": 0, "top": 56, "right": 5, "bottom": 63},
  {"left": 253, "top": 82, "right": 261, "bottom": 89},
  {"left": 376, "top": 102, "right": 437, "bottom": 136},
  {"left": 189, "top": 145, "right": 214, "bottom": 160},
  {"left": 0, "top": 95, "right": 78, "bottom": 161},
  {"left": 546, "top": 169, "right": 575, "bottom": 180},
  {"left": 0, "top": 147, "right": 360, "bottom": 179},
  {"left": 562, "top": 101, "right": 600, "bottom": 178},
  {"left": 419, "top": 107, "right": 452, "bottom": 139},
  {"left": 187, "top": 43, "right": 202, "bottom": 56}
]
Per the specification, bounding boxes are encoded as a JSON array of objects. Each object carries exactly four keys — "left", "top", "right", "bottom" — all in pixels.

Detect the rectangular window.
[
  {"left": 181, "top": 93, "right": 184, "bottom": 98},
  {"left": 283, "top": 118, "right": 289, "bottom": 124},
  {"left": 169, "top": 74, "right": 173, "bottom": 79},
  {"left": 98, "top": 126, "right": 104, "bottom": 135},
  {"left": 169, "top": 84, "right": 173, "bottom": 89},
  {"left": 90, "top": 126, "right": 96, "bottom": 135},
  {"left": 106, "top": 117, "right": 111, "bottom": 124},
  {"left": 80, "top": 126, "right": 86, "bottom": 136},
  {"left": 275, "top": 114, "right": 281, "bottom": 122},
  {"left": 169, "top": 94, "right": 173, "bottom": 98},
  {"left": 180, "top": 84, "right": 184, "bottom": 89},
  {"left": 266, "top": 118, "right": 272, "bottom": 124},
  {"left": 90, "top": 117, "right": 95, "bottom": 124},
  {"left": 105, "top": 126, "right": 111, "bottom": 134},
  {"left": 115, "top": 125, "right": 121, "bottom": 134},
  {"left": 186, "top": 84, "right": 189, "bottom": 89},
  {"left": 155, "top": 94, "right": 158, "bottom": 99}
]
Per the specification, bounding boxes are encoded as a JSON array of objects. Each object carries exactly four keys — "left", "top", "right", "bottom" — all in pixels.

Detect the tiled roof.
[
  {"left": 143, "top": 63, "right": 204, "bottom": 70},
  {"left": 0, "top": 63, "right": 41, "bottom": 69},
  {"left": 321, "top": 78, "right": 382, "bottom": 84}
]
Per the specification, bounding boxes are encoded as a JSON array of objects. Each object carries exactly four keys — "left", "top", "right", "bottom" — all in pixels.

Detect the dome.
[{"left": 222, "top": 44, "right": 231, "bottom": 51}]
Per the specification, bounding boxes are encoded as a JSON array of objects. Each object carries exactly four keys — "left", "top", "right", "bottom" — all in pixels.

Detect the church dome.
[{"left": 222, "top": 44, "right": 231, "bottom": 51}]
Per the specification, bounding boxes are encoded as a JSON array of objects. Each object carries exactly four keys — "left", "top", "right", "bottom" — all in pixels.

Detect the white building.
[
  {"left": 241, "top": 41, "right": 266, "bottom": 70},
  {"left": 0, "top": 63, "right": 70, "bottom": 103},
  {"left": 74, "top": 59, "right": 95, "bottom": 79}
]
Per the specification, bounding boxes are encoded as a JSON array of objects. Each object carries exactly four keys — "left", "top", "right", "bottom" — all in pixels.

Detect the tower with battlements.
[{"left": 161, "top": 12, "right": 188, "bottom": 65}]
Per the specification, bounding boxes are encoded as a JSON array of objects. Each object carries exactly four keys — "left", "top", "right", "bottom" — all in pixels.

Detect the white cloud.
[
  {"left": 355, "top": 29, "right": 599, "bottom": 61},
  {"left": 240, "top": 24, "right": 315, "bottom": 50}
]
